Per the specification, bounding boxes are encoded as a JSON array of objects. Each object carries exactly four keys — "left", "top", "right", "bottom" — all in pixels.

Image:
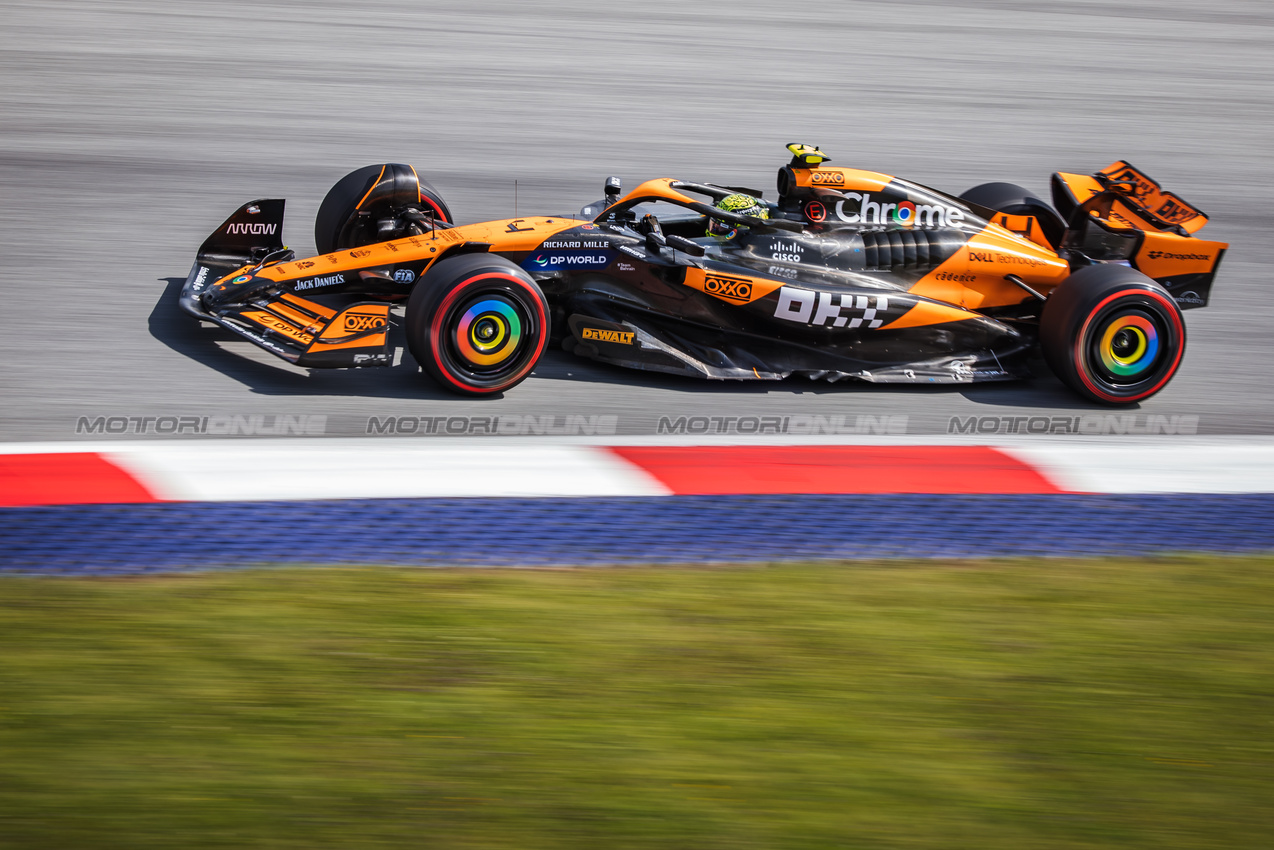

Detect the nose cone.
[{"left": 204, "top": 271, "right": 271, "bottom": 308}]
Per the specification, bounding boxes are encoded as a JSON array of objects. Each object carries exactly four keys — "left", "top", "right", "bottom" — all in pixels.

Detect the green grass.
[{"left": 1, "top": 558, "right": 1272, "bottom": 849}]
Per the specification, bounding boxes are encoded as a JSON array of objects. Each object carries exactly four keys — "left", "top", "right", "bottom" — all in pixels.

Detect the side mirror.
[
  {"left": 666, "top": 235, "right": 706, "bottom": 257},
  {"left": 603, "top": 176, "right": 622, "bottom": 207},
  {"left": 642, "top": 214, "right": 666, "bottom": 253}
]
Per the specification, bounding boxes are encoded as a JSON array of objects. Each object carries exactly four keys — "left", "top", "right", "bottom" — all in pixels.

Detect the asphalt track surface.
[{"left": 3, "top": 0, "right": 1272, "bottom": 443}]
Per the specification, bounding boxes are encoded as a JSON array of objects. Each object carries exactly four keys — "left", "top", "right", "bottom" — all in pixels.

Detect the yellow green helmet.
[{"left": 707, "top": 193, "right": 768, "bottom": 241}]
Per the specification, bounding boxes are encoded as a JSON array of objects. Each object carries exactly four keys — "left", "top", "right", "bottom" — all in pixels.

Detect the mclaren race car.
[{"left": 179, "top": 144, "right": 1227, "bottom": 404}]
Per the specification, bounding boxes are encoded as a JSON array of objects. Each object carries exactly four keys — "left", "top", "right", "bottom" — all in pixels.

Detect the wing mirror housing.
[{"left": 666, "top": 235, "right": 705, "bottom": 257}]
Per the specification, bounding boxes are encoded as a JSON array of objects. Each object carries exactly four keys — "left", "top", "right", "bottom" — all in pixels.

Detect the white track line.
[
  {"left": 107, "top": 444, "right": 670, "bottom": 501},
  {"left": 999, "top": 442, "right": 1274, "bottom": 494},
  {"left": 2, "top": 437, "right": 1272, "bottom": 498}
]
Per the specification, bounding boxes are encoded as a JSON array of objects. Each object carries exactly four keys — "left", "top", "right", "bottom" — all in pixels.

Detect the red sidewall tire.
[
  {"left": 1071, "top": 288, "right": 1185, "bottom": 403},
  {"left": 407, "top": 254, "right": 549, "bottom": 396},
  {"left": 1040, "top": 265, "right": 1186, "bottom": 405},
  {"left": 414, "top": 179, "right": 452, "bottom": 226}
]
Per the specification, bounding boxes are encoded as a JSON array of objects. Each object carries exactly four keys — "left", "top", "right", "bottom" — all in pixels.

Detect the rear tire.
[
  {"left": 1040, "top": 264, "right": 1186, "bottom": 405},
  {"left": 406, "top": 254, "right": 550, "bottom": 396},
  {"left": 961, "top": 181, "right": 1066, "bottom": 249},
  {"left": 314, "top": 163, "right": 452, "bottom": 254}
]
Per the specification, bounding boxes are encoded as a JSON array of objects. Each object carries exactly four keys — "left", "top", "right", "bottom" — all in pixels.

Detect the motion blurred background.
[
  {"left": 1, "top": 0, "right": 1272, "bottom": 436},
  {"left": 2, "top": 2, "right": 1273, "bottom": 847}
]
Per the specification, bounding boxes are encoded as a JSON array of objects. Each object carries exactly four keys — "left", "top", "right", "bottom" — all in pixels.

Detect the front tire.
[
  {"left": 314, "top": 163, "right": 453, "bottom": 254},
  {"left": 406, "top": 254, "right": 550, "bottom": 396},
  {"left": 1040, "top": 265, "right": 1186, "bottom": 405}
]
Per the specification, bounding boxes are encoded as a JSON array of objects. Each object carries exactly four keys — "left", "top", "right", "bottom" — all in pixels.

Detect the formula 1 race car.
[{"left": 179, "top": 144, "right": 1227, "bottom": 404}]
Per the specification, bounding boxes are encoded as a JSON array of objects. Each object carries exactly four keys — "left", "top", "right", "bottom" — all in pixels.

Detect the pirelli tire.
[
  {"left": 406, "top": 253, "right": 550, "bottom": 396},
  {"left": 960, "top": 181, "right": 1066, "bottom": 249},
  {"left": 1040, "top": 264, "right": 1186, "bottom": 405},
  {"left": 314, "top": 163, "right": 453, "bottom": 255}
]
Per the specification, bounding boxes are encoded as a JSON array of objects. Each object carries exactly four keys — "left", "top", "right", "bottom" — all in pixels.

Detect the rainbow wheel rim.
[
  {"left": 453, "top": 297, "right": 524, "bottom": 368},
  {"left": 1096, "top": 311, "right": 1160, "bottom": 380}
]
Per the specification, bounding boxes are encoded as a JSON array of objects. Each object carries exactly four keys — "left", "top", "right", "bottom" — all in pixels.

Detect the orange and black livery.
[{"left": 180, "top": 144, "right": 1226, "bottom": 404}]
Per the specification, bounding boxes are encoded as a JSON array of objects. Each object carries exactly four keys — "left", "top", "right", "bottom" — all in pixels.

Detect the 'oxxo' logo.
[
  {"left": 344, "top": 312, "right": 386, "bottom": 333},
  {"left": 810, "top": 171, "right": 845, "bottom": 186},
  {"left": 704, "top": 274, "right": 753, "bottom": 302}
]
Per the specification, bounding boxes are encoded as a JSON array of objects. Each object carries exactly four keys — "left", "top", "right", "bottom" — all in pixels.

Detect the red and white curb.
[{"left": 1, "top": 437, "right": 1272, "bottom": 507}]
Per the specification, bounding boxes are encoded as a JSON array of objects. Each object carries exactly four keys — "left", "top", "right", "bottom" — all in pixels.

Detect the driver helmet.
[{"left": 707, "top": 193, "right": 768, "bottom": 241}]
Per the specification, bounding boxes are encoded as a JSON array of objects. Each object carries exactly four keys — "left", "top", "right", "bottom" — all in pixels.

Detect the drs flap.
[{"left": 1097, "top": 161, "right": 1209, "bottom": 234}]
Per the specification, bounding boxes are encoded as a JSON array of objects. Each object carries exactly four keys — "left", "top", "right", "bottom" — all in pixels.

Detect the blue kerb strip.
[{"left": 1, "top": 494, "right": 1271, "bottom": 576}]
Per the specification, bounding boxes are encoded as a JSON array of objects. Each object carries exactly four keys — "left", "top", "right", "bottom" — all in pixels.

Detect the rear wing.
[
  {"left": 1052, "top": 161, "right": 1209, "bottom": 236},
  {"left": 1052, "top": 162, "right": 1226, "bottom": 309}
]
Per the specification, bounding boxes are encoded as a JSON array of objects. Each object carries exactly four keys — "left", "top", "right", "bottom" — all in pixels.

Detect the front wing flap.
[
  {"left": 236, "top": 294, "right": 392, "bottom": 368},
  {"left": 181, "top": 262, "right": 391, "bottom": 368}
]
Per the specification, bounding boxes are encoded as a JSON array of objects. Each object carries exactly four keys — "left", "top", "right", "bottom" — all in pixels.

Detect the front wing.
[{"left": 180, "top": 261, "right": 392, "bottom": 368}]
